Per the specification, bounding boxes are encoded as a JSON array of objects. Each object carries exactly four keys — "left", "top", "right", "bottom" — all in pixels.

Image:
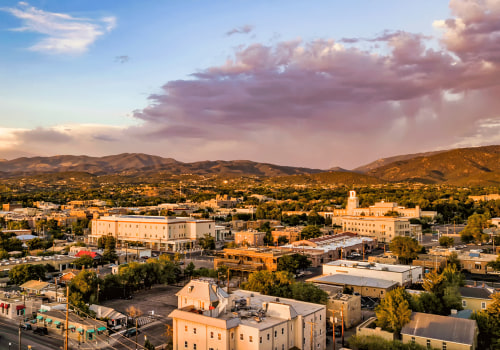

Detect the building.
[
  {"left": 214, "top": 248, "right": 294, "bottom": 274},
  {"left": 308, "top": 274, "right": 398, "bottom": 299},
  {"left": 90, "top": 215, "right": 216, "bottom": 252},
  {"left": 277, "top": 232, "right": 376, "bottom": 267},
  {"left": 271, "top": 227, "right": 302, "bottom": 244},
  {"left": 400, "top": 312, "right": 478, "bottom": 350},
  {"left": 492, "top": 217, "right": 500, "bottom": 227},
  {"left": 341, "top": 216, "right": 411, "bottom": 243},
  {"left": 89, "top": 304, "right": 127, "bottom": 330},
  {"left": 468, "top": 194, "right": 500, "bottom": 202},
  {"left": 459, "top": 286, "right": 494, "bottom": 312},
  {"left": 323, "top": 260, "right": 422, "bottom": 286},
  {"left": 169, "top": 279, "right": 326, "bottom": 350},
  {"left": 326, "top": 292, "right": 361, "bottom": 328},
  {"left": 234, "top": 231, "right": 266, "bottom": 247},
  {"left": 36, "top": 309, "right": 108, "bottom": 343},
  {"left": 0, "top": 291, "right": 41, "bottom": 320}
]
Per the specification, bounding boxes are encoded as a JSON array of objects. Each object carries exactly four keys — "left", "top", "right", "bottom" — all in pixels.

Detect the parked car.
[
  {"left": 21, "top": 323, "right": 32, "bottom": 330},
  {"left": 124, "top": 328, "right": 140, "bottom": 338},
  {"left": 33, "top": 327, "right": 48, "bottom": 335}
]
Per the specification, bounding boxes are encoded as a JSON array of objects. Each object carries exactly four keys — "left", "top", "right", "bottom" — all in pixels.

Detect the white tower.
[{"left": 347, "top": 190, "right": 359, "bottom": 215}]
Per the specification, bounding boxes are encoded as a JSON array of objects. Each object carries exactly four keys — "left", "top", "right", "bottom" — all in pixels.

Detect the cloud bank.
[
  {"left": 2, "top": 2, "right": 116, "bottom": 54},
  {"left": 2, "top": 0, "right": 500, "bottom": 168}
]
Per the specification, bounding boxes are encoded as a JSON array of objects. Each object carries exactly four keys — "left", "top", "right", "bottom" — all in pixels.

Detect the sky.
[{"left": 0, "top": 0, "right": 499, "bottom": 169}]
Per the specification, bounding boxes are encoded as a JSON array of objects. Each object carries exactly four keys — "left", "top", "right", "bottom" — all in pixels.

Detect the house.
[
  {"left": 20, "top": 280, "right": 50, "bottom": 295},
  {"left": 459, "top": 286, "right": 494, "bottom": 312},
  {"left": 74, "top": 250, "right": 102, "bottom": 262},
  {"left": 89, "top": 304, "right": 127, "bottom": 330},
  {"left": 169, "top": 278, "right": 326, "bottom": 350},
  {"left": 400, "top": 312, "right": 478, "bottom": 350}
]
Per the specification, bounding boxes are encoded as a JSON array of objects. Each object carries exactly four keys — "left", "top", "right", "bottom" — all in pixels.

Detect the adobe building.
[{"left": 214, "top": 248, "right": 294, "bottom": 274}]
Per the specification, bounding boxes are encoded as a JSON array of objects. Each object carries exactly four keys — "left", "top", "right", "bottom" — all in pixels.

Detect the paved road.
[{"left": 0, "top": 318, "right": 64, "bottom": 350}]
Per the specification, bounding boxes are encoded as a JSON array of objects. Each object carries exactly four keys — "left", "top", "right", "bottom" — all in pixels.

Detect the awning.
[
  {"left": 69, "top": 325, "right": 76, "bottom": 329},
  {"left": 45, "top": 318, "right": 52, "bottom": 323},
  {"left": 38, "top": 309, "right": 47, "bottom": 312},
  {"left": 0, "top": 303, "right": 3, "bottom": 307},
  {"left": 36, "top": 315, "right": 44, "bottom": 320},
  {"left": 54, "top": 321, "right": 61, "bottom": 325},
  {"left": 87, "top": 329, "right": 95, "bottom": 333},
  {"left": 76, "top": 328, "right": 83, "bottom": 332},
  {"left": 30, "top": 319, "right": 36, "bottom": 324},
  {"left": 16, "top": 305, "right": 26, "bottom": 310},
  {"left": 97, "top": 327, "right": 106, "bottom": 332}
]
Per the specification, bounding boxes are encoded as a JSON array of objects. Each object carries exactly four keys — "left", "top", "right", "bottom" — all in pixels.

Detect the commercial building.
[
  {"left": 277, "top": 233, "right": 376, "bottom": 267},
  {"left": 214, "top": 248, "right": 293, "bottom": 274},
  {"left": 400, "top": 312, "right": 478, "bottom": 350},
  {"left": 234, "top": 231, "right": 266, "bottom": 247},
  {"left": 323, "top": 260, "right": 422, "bottom": 286},
  {"left": 169, "top": 279, "right": 326, "bottom": 350},
  {"left": 308, "top": 274, "right": 398, "bottom": 299},
  {"left": 340, "top": 216, "right": 411, "bottom": 243},
  {"left": 326, "top": 292, "right": 361, "bottom": 328},
  {"left": 90, "top": 215, "right": 217, "bottom": 252}
]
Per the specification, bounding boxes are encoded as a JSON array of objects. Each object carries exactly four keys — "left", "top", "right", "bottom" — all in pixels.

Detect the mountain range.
[{"left": 0, "top": 145, "right": 498, "bottom": 185}]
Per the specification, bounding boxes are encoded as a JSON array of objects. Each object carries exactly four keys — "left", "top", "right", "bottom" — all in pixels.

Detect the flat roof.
[
  {"left": 325, "top": 260, "right": 416, "bottom": 273},
  {"left": 309, "top": 274, "right": 398, "bottom": 289}
]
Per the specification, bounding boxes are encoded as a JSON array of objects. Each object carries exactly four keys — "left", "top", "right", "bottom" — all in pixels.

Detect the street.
[{"left": 0, "top": 318, "right": 64, "bottom": 350}]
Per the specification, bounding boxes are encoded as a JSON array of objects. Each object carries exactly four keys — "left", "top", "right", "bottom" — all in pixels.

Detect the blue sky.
[{"left": 1, "top": 1, "right": 499, "bottom": 168}]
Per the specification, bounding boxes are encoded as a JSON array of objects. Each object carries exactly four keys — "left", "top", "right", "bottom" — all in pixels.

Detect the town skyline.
[{"left": 1, "top": 0, "right": 500, "bottom": 169}]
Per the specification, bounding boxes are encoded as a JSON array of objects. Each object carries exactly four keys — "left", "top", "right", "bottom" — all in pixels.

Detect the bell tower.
[{"left": 347, "top": 190, "right": 359, "bottom": 214}]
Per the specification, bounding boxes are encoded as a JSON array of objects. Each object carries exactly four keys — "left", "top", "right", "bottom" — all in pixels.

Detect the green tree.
[
  {"left": 25, "top": 238, "right": 46, "bottom": 251},
  {"left": 242, "top": 270, "right": 294, "bottom": 297},
  {"left": 349, "top": 335, "right": 436, "bottom": 350},
  {"left": 102, "top": 237, "right": 118, "bottom": 263},
  {"left": 300, "top": 225, "right": 321, "bottom": 240},
  {"left": 438, "top": 236, "right": 454, "bottom": 247},
  {"left": 389, "top": 236, "right": 422, "bottom": 264},
  {"left": 277, "top": 254, "right": 311, "bottom": 274},
  {"left": 184, "top": 262, "right": 196, "bottom": 277},
  {"left": 375, "top": 287, "right": 412, "bottom": 335},
  {"left": 198, "top": 234, "right": 215, "bottom": 250},
  {"left": 290, "top": 283, "right": 328, "bottom": 304},
  {"left": 74, "top": 254, "right": 94, "bottom": 269},
  {"left": 461, "top": 213, "right": 490, "bottom": 243},
  {"left": 68, "top": 270, "right": 100, "bottom": 315},
  {"left": 8, "top": 264, "right": 46, "bottom": 284},
  {"left": 471, "top": 292, "right": 500, "bottom": 349},
  {"left": 144, "top": 339, "right": 155, "bottom": 350}
]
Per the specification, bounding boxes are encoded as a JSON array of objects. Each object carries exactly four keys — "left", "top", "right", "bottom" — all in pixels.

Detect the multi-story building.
[
  {"left": 169, "top": 279, "right": 326, "bottom": 350},
  {"left": 323, "top": 260, "right": 422, "bottom": 287},
  {"left": 340, "top": 216, "right": 411, "bottom": 243},
  {"left": 214, "top": 248, "right": 293, "bottom": 274},
  {"left": 90, "top": 215, "right": 216, "bottom": 252},
  {"left": 234, "top": 231, "right": 266, "bottom": 247},
  {"left": 326, "top": 292, "right": 361, "bottom": 328}
]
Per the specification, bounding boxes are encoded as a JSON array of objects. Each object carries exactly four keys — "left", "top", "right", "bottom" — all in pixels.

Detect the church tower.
[{"left": 347, "top": 190, "right": 359, "bottom": 215}]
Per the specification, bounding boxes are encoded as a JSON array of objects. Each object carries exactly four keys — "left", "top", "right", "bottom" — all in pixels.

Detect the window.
[
  {"left": 185, "top": 325, "right": 188, "bottom": 332},
  {"left": 267, "top": 334, "right": 270, "bottom": 340},
  {"left": 231, "top": 332, "right": 234, "bottom": 339},
  {"left": 184, "top": 341, "right": 188, "bottom": 348},
  {"left": 442, "top": 343, "right": 447, "bottom": 350},
  {"left": 240, "top": 334, "right": 243, "bottom": 340},
  {"left": 481, "top": 302, "right": 486, "bottom": 310},
  {"left": 260, "top": 337, "right": 262, "bottom": 344},
  {"left": 218, "top": 333, "right": 221, "bottom": 340},
  {"left": 281, "top": 328, "right": 284, "bottom": 334},
  {"left": 275, "top": 330, "right": 277, "bottom": 337},
  {"left": 193, "top": 345, "right": 197, "bottom": 350},
  {"left": 210, "top": 332, "right": 213, "bottom": 339},
  {"left": 462, "top": 300, "right": 467, "bottom": 307},
  {"left": 249, "top": 336, "right": 253, "bottom": 342},
  {"left": 427, "top": 339, "right": 431, "bottom": 349},
  {"left": 411, "top": 337, "right": 415, "bottom": 344},
  {"left": 193, "top": 328, "right": 196, "bottom": 334}
]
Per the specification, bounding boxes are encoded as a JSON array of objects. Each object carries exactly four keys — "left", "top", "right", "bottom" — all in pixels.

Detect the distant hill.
[
  {"left": 366, "top": 145, "right": 500, "bottom": 185},
  {"left": 354, "top": 150, "right": 447, "bottom": 173},
  {"left": 268, "top": 171, "right": 385, "bottom": 186},
  {"left": 0, "top": 153, "right": 325, "bottom": 177}
]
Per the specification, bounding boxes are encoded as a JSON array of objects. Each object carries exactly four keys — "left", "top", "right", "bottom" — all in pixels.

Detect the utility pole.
[
  {"left": 18, "top": 320, "right": 21, "bottom": 350},
  {"left": 65, "top": 285, "right": 69, "bottom": 350},
  {"left": 227, "top": 269, "right": 230, "bottom": 294},
  {"left": 328, "top": 308, "right": 336, "bottom": 350},
  {"left": 341, "top": 305, "right": 345, "bottom": 347},
  {"left": 135, "top": 318, "right": 138, "bottom": 350}
]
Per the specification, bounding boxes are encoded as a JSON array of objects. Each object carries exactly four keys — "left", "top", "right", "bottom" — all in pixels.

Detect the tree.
[
  {"left": 25, "top": 238, "right": 46, "bottom": 251},
  {"left": 461, "top": 213, "right": 490, "bottom": 243},
  {"left": 277, "top": 235, "right": 289, "bottom": 245},
  {"left": 300, "top": 225, "right": 321, "bottom": 240},
  {"left": 471, "top": 293, "right": 500, "bottom": 349},
  {"left": 144, "top": 339, "right": 155, "bottom": 350},
  {"left": 102, "top": 237, "right": 118, "bottom": 263},
  {"left": 198, "top": 234, "right": 215, "bottom": 250},
  {"left": 126, "top": 305, "right": 143, "bottom": 319},
  {"left": 277, "top": 254, "right": 311, "bottom": 274},
  {"left": 242, "top": 270, "right": 294, "bottom": 297},
  {"left": 438, "top": 236, "right": 454, "bottom": 247},
  {"left": 184, "top": 262, "right": 196, "bottom": 277},
  {"left": 290, "top": 283, "right": 328, "bottom": 304},
  {"left": 8, "top": 264, "right": 46, "bottom": 284},
  {"left": 389, "top": 236, "right": 422, "bottom": 264},
  {"left": 69, "top": 270, "right": 100, "bottom": 315},
  {"left": 74, "top": 254, "right": 94, "bottom": 269},
  {"left": 349, "top": 335, "right": 435, "bottom": 350},
  {"left": 375, "top": 287, "right": 412, "bottom": 335}
]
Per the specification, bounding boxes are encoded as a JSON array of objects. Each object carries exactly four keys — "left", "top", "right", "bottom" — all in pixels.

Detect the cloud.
[
  {"left": 115, "top": 55, "right": 129, "bottom": 63},
  {"left": 128, "top": 1, "right": 500, "bottom": 167},
  {"left": 226, "top": 25, "right": 254, "bottom": 36},
  {"left": 2, "top": 2, "right": 116, "bottom": 54}
]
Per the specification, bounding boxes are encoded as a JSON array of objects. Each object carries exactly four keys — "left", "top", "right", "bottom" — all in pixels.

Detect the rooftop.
[
  {"left": 325, "top": 260, "right": 416, "bottom": 273},
  {"left": 401, "top": 312, "right": 477, "bottom": 345},
  {"left": 309, "top": 274, "right": 398, "bottom": 289}
]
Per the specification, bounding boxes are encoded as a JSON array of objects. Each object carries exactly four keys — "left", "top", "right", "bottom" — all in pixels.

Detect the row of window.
[{"left": 412, "top": 337, "right": 447, "bottom": 350}]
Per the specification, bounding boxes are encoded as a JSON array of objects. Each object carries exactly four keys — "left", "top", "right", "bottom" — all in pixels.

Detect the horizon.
[{"left": 1, "top": 1, "right": 500, "bottom": 168}]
